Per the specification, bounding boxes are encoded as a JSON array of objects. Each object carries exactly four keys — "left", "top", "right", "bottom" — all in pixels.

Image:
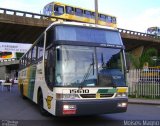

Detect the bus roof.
[
  {"left": 147, "top": 27, "right": 160, "bottom": 30},
  {"left": 46, "top": 20, "right": 117, "bottom": 32}
]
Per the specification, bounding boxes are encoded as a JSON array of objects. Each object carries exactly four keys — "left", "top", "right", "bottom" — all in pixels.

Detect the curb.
[{"left": 128, "top": 99, "right": 160, "bottom": 105}]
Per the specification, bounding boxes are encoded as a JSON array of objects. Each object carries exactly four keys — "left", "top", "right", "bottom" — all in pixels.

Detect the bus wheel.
[
  {"left": 20, "top": 84, "right": 26, "bottom": 99},
  {"left": 38, "top": 91, "right": 49, "bottom": 116}
]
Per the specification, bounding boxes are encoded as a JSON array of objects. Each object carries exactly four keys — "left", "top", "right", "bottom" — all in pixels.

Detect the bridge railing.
[
  {"left": 118, "top": 28, "right": 160, "bottom": 39},
  {"left": 0, "top": 7, "right": 65, "bottom": 21},
  {"left": 0, "top": 58, "right": 19, "bottom": 66},
  {"left": 0, "top": 58, "right": 19, "bottom": 63}
]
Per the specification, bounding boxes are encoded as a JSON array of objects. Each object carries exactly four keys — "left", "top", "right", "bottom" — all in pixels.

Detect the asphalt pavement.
[
  {"left": 0, "top": 84, "right": 160, "bottom": 126},
  {"left": 129, "top": 98, "right": 160, "bottom": 105}
]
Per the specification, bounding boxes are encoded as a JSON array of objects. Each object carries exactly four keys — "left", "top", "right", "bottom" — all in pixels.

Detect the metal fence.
[{"left": 127, "top": 69, "right": 160, "bottom": 99}]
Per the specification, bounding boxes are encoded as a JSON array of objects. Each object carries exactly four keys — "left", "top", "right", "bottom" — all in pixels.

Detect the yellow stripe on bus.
[{"left": 117, "top": 88, "right": 127, "bottom": 93}]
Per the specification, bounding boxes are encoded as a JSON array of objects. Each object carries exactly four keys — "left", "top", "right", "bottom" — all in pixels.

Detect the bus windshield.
[
  {"left": 55, "top": 45, "right": 125, "bottom": 87},
  {"left": 55, "top": 26, "right": 122, "bottom": 45}
]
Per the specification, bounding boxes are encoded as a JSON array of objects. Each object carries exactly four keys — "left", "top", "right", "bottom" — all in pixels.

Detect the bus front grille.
[{"left": 80, "top": 94, "right": 114, "bottom": 98}]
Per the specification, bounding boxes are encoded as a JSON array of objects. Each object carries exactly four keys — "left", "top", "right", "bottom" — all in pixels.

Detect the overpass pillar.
[
  {"left": 0, "top": 66, "right": 6, "bottom": 80},
  {"left": 131, "top": 46, "right": 144, "bottom": 58}
]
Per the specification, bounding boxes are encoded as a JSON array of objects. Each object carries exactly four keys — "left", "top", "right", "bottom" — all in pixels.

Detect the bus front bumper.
[{"left": 55, "top": 98, "right": 128, "bottom": 116}]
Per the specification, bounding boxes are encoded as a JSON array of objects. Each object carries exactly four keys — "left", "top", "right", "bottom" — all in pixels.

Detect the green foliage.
[
  {"left": 127, "top": 53, "right": 140, "bottom": 69},
  {"left": 139, "top": 48, "right": 158, "bottom": 68},
  {"left": 16, "top": 52, "right": 24, "bottom": 59},
  {"left": 127, "top": 48, "right": 158, "bottom": 69}
]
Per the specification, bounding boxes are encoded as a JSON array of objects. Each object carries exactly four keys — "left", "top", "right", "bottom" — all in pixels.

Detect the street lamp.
[{"left": 95, "top": 0, "right": 98, "bottom": 24}]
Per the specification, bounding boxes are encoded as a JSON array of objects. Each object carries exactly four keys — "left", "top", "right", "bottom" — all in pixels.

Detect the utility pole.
[{"left": 95, "top": 0, "right": 98, "bottom": 24}]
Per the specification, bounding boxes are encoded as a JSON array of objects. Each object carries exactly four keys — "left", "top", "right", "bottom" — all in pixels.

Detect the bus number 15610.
[{"left": 70, "top": 89, "right": 89, "bottom": 94}]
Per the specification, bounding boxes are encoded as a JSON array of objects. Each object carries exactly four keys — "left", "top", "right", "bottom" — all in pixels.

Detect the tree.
[
  {"left": 139, "top": 48, "right": 158, "bottom": 68},
  {"left": 126, "top": 53, "right": 140, "bottom": 69},
  {"left": 127, "top": 48, "right": 158, "bottom": 69}
]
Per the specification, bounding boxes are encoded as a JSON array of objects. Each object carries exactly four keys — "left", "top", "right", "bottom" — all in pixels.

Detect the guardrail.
[
  {"left": 0, "top": 7, "right": 67, "bottom": 21},
  {"left": 0, "top": 58, "right": 19, "bottom": 63},
  {"left": 118, "top": 28, "right": 160, "bottom": 39},
  {"left": 0, "top": 58, "right": 19, "bottom": 66}
]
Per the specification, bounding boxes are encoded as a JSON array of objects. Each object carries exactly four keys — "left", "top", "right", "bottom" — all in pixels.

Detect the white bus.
[
  {"left": 18, "top": 21, "right": 128, "bottom": 116},
  {"left": 147, "top": 27, "right": 160, "bottom": 36}
]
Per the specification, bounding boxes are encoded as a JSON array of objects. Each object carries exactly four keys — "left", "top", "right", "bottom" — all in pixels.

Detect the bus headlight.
[
  {"left": 117, "top": 102, "right": 127, "bottom": 107},
  {"left": 56, "top": 93, "right": 80, "bottom": 100},
  {"left": 116, "top": 92, "right": 127, "bottom": 98}
]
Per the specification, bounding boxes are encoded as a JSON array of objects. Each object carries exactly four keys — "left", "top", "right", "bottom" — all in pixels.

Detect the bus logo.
[{"left": 46, "top": 96, "right": 53, "bottom": 109}]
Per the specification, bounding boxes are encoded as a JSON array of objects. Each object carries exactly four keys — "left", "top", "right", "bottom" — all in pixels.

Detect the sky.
[{"left": 0, "top": 0, "right": 160, "bottom": 32}]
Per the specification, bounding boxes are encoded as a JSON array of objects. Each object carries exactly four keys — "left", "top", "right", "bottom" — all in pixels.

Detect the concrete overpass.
[
  {"left": 0, "top": 8, "right": 52, "bottom": 43},
  {"left": 119, "top": 28, "right": 160, "bottom": 52}
]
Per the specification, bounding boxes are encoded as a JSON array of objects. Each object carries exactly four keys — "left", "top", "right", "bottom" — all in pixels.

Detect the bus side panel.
[
  {"left": 32, "top": 62, "right": 56, "bottom": 115},
  {"left": 27, "top": 64, "right": 37, "bottom": 100},
  {"left": 23, "top": 67, "right": 30, "bottom": 97}
]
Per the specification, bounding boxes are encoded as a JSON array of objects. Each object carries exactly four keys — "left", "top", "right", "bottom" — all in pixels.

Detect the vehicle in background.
[
  {"left": 43, "top": 1, "right": 117, "bottom": 28},
  {"left": 0, "top": 51, "right": 15, "bottom": 60},
  {"left": 0, "top": 80, "right": 5, "bottom": 84},
  {"left": 147, "top": 27, "right": 160, "bottom": 36},
  {"left": 139, "top": 67, "right": 160, "bottom": 82},
  {"left": 0, "top": 51, "right": 24, "bottom": 61}
]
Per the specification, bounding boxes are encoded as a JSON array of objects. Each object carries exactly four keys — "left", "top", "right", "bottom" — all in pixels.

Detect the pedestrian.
[{"left": 11, "top": 78, "right": 14, "bottom": 85}]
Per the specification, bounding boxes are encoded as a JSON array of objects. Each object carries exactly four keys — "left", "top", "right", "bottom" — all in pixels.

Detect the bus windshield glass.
[
  {"left": 55, "top": 45, "right": 125, "bottom": 87},
  {"left": 55, "top": 26, "right": 122, "bottom": 45}
]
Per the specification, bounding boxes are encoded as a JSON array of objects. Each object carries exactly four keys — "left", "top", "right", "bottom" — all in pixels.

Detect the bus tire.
[
  {"left": 20, "top": 84, "right": 26, "bottom": 99},
  {"left": 38, "top": 90, "right": 49, "bottom": 116}
]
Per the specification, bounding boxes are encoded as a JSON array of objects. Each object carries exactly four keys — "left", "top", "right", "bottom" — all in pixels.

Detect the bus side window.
[
  {"left": 157, "top": 28, "right": 160, "bottom": 35},
  {"left": 23, "top": 55, "right": 26, "bottom": 67},
  {"left": 19, "top": 59, "right": 22, "bottom": 69},
  {"left": 37, "top": 35, "right": 44, "bottom": 59},
  {"left": 25, "top": 53, "right": 29, "bottom": 66},
  {"left": 91, "top": 12, "right": 95, "bottom": 19},
  {"left": 46, "top": 29, "right": 54, "bottom": 49},
  {"left": 28, "top": 50, "right": 32, "bottom": 65},
  {"left": 106, "top": 16, "right": 112, "bottom": 23},
  {"left": 112, "top": 17, "right": 116, "bottom": 24},
  {"left": 54, "top": 5, "right": 64, "bottom": 15},
  {"left": 100, "top": 14, "right": 106, "bottom": 21},
  {"left": 84, "top": 10, "right": 91, "bottom": 18},
  {"left": 66, "top": 6, "right": 74, "bottom": 14},
  {"left": 22, "top": 58, "right": 25, "bottom": 68},
  {"left": 75, "top": 8, "right": 83, "bottom": 16},
  {"left": 32, "top": 46, "right": 37, "bottom": 62}
]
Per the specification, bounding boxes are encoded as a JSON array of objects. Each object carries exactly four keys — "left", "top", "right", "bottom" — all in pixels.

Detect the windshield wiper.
[{"left": 80, "top": 53, "right": 95, "bottom": 87}]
